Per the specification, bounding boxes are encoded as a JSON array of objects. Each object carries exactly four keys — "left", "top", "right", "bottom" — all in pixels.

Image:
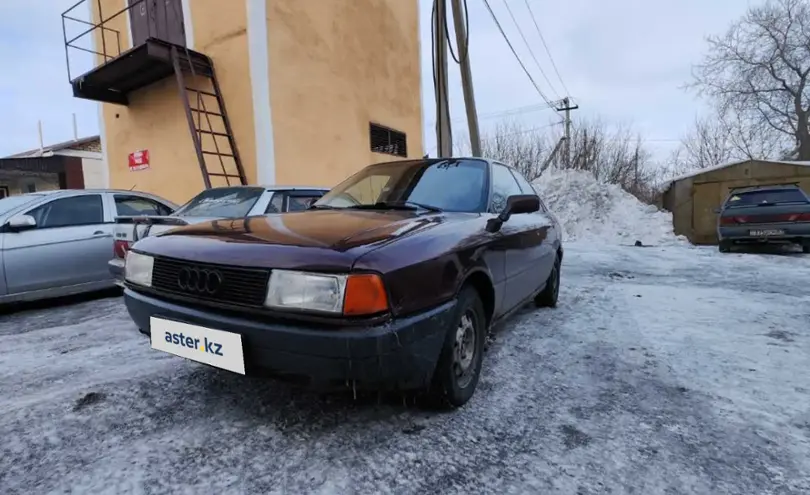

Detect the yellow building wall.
[
  {"left": 266, "top": 0, "right": 424, "bottom": 188},
  {"left": 91, "top": 0, "right": 423, "bottom": 201},
  {"left": 92, "top": 0, "right": 256, "bottom": 204}
]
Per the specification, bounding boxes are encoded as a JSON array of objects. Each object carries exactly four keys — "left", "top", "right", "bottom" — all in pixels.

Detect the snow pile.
[{"left": 533, "top": 168, "right": 685, "bottom": 245}]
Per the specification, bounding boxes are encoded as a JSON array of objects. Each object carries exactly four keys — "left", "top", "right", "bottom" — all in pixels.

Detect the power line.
[
  {"left": 444, "top": 0, "right": 470, "bottom": 64},
  {"left": 428, "top": 101, "right": 561, "bottom": 127},
  {"left": 522, "top": 0, "right": 570, "bottom": 96},
  {"left": 501, "top": 0, "right": 561, "bottom": 100},
  {"left": 481, "top": 0, "right": 561, "bottom": 120}
]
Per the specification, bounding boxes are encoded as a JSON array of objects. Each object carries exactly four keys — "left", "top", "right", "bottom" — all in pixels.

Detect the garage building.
[{"left": 661, "top": 159, "right": 810, "bottom": 245}]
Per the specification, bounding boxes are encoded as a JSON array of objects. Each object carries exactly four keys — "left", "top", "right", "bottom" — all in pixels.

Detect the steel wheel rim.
[{"left": 453, "top": 310, "right": 477, "bottom": 389}]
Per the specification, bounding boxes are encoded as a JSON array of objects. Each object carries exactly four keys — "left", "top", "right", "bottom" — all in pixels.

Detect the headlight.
[
  {"left": 264, "top": 270, "right": 389, "bottom": 316},
  {"left": 125, "top": 251, "right": 154, "bottom": 287},
  {"left": 265, "top": 270, "right": 347, "bottom": 313}
]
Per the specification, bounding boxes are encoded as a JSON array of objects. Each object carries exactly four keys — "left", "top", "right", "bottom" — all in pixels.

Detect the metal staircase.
[
  {"left": 61, "top": 0, "right": 248, "bottom": 189},
  {"left": 171, "top": 47, "right": 247, "bottom": 188}
]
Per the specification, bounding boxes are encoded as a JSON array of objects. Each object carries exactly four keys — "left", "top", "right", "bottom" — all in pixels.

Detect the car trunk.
[{"left": 113, "top": 215, "right": 222, "bottom": 259}]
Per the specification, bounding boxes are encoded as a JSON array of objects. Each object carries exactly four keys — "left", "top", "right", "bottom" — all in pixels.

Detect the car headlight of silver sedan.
[{"left": 125, "top": 251, "right": 154, "bottom": 287}]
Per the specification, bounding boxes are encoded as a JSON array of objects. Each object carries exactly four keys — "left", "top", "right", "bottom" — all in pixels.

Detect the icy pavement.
[{"left": 1, "top": 243, "right": 809, "bottom": 494}]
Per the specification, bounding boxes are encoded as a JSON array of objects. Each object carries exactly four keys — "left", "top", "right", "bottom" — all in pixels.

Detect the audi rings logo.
[{"left": 177, "top": 267, "right": 223, "bottom": 294}]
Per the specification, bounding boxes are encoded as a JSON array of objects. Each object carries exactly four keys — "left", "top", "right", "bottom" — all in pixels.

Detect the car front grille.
[{"left": 150, "top": 257, "right": 270, "bottom": 307}]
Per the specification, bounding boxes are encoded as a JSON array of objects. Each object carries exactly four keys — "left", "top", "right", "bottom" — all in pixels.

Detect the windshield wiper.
[
  {"left": 346, "top": 201, "right": 443, "bottom": 212},
  {"left": 399, "top": 201, "right": 443, "bottom": 212}
]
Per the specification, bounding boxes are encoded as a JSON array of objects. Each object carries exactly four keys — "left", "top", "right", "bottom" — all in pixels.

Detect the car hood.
[
  {"left": 173, "top": 215, "right": 226, "bottom": 225},
  {"left": 133, "top": 209, "right": 456, "bottom": 271}
]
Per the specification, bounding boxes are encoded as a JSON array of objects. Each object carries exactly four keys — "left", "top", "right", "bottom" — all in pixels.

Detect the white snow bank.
[{"left": 533, "top": 169, "right": 686, "bottom": 246}]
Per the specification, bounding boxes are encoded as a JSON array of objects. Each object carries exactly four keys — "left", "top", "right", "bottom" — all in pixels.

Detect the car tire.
[
  {"left": 535, "top": 255, "right": 561, "bottom": 308},
  {"left": 719, "top": 240, "right": 732, "bottom": 253},
  {"left": 803, "top": 244, "right": 810, "bottom": 254},
  {"left": 426, "top": 286, "right": 487, "bottom": 409}
]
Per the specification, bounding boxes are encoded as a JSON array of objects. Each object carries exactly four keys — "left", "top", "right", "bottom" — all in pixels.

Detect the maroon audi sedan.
[{"left": 122, "top": 157, "right": 563, "bottom": 408}]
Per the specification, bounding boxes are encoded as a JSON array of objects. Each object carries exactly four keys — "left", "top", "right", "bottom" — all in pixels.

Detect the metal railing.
[{"left": 61, "top": 0, "right": 179, "bottom": 82}]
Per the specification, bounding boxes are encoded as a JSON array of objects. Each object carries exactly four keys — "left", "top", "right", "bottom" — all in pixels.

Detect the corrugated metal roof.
[
  {"left": 5, "top": 135, "right": 101, "bottom": 158},
  {"left": 661, "top": 159, "right": 810, "bottom": 192}
]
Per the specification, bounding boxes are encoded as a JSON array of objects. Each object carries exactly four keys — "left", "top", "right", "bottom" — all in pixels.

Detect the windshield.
[
  {"left": 725, "top": 188, "right": 808, "bottom": 207},
  {"left": 0, "top": 194, "right": 44, "bottom": 216},
  {"left": 173, "top": 187, "right": 264, "bottom": 218},
  {"left": 315, "top": 159, "right": 489, "bottom": 212}
]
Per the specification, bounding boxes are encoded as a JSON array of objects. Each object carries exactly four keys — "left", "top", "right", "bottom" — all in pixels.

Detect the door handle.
[{"left": 93, "top": 230, "right": 104, "bottom": 235}]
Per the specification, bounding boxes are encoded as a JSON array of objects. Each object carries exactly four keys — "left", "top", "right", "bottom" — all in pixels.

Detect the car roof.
[
  {"left": 32, "top": 186, "right": 329, "bottom": 197},
  {"left": 260, "top": 185, "right": 330, "bottom": 191},
  {"left": 730, "top": 184, "right": 803, "bottom": 194}
]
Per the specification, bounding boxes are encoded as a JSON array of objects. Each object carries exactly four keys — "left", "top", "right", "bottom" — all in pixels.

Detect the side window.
[
  {"left": 287, "top": 194, "right": 322, "bottom": 212},
  {"left": 114, "top": 195, "right": 172, "bottom": 216},
  {"left": 489, "top": 164, "right": 523, "bottom": 213},
  {"left": 28, "top": 195, "right": 104, "bottom": 228},
  {"left": 510, "top": 168, "right": 535, "bottom": 195},
  {"left": 266, "top": 193, "right": 284, "bottom": 213},
  {"left": 266, "top": 192, "right": 325, "bottom": 213},
  {"left": 509, "top": 169, "right": 547, "bottom": 212}
]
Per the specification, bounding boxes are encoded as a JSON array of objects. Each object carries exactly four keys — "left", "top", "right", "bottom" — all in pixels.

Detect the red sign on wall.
[{"left": 128, "top": 149, "right": 150, "bottom": 171}]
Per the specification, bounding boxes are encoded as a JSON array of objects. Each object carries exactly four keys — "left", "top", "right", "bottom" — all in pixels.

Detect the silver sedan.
[{"left": 0, "top": 189, "right": 176, "bottom": 304}]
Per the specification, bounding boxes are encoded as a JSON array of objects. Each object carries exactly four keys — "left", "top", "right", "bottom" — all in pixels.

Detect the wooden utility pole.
[
  {"left": 450, "top": 0, "right": 481, "bottom": 156},
  {"left": 557, "top": 97, "right": 579, "bottom": 167},
  {"left": 434, "top": 0, "right": 453, "bottom": 157}
]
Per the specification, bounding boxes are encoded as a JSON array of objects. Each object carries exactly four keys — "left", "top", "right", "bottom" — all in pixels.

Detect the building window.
[{"left": 370, "top": 123, "right": 407, "bottom": 157}]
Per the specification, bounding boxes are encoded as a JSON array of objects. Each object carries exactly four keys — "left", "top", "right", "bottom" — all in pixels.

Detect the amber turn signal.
[{"left": 343, "top": 273, "right": 389, "bottom": 316}]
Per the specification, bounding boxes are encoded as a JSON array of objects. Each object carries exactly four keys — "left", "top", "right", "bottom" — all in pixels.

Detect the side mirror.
[
  {"left": 486, "top": 194, "right": 541, "bottom": 232},
  {"left": 503, "top": 194, "right": 541, "bottom": 217},
  {"left": 6, "top": 214, "right": 37, "bottom": 231}
]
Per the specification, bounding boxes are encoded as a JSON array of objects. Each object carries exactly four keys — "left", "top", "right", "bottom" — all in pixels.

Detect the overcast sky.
[{"left": 0, "top": 0, "right": 753, "bottom": 159}]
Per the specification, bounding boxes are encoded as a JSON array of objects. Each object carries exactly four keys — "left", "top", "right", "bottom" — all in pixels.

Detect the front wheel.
[
  {"left": 535, "top": 255, "right": 561, "bottom": 308},
  {"left": 427, "top": 286, "right": 486, "bottom": 409}
]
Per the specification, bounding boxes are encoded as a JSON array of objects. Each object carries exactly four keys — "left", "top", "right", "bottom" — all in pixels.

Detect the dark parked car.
[
  {"left": 717, "top": 184, "right": 810, "bottom": 253},
  {"left": 121, "top": 158, "right": 563, "bottom": 408}
]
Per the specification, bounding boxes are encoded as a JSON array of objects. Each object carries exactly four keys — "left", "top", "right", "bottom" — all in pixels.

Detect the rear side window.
[
  {"left": 266, "top": 192, "right": 325, "bottom": 213},
  {"left": 726, "top": 189, "right": 808, "bottom": 207},
  {"left": 287, "top": 195, "right": 321, "bottom": 212},
  {"left": 114, "top": 195, "right": 172, "bottom": 216}
]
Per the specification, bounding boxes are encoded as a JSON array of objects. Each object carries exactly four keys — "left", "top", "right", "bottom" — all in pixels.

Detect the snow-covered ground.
[{"left": 1, "top": 241, "right": 809, "bottom": 494}]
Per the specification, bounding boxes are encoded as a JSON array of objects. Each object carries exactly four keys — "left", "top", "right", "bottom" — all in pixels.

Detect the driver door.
[
  {"left": 4, "top": 193, "right": 112, "bottom": 294},
  {"left": 489, "top": 164, "right": 534, "bottom": 312}
]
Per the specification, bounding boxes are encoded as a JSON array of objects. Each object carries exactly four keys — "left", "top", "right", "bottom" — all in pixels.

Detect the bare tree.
[
  {"left": 668, "top": 115, "right": 737, "bottom": 175},
  {"left": 459, "top": 118, "right": 665, "bottom": 204},
  {"left": 691, "top": 0, "right": 810, "bottom": 159},
  {"left": 457, "top": 121, "right": 555, "bottom": 180}
]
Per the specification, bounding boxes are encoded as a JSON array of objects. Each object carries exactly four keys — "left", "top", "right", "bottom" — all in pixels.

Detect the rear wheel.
[
  {"left": 802, "top": 243, "right": 810, "bottom": 254},
  {"left": 427, "top": 286, "right": 486, "bottom": 409},
  {"left": 718, "top": 240, "right": 732, "bottom": 253}
]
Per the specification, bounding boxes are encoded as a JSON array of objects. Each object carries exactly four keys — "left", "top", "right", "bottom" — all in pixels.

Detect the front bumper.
[
  {"left": 124, "top": 288, "right": 454, "bottom": 390},
  {"left": 718, "top": 223, "right": 810, "bottom": 244},
  {"left": 108, "top": 258, "right": 125, "bottom": 287}
]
